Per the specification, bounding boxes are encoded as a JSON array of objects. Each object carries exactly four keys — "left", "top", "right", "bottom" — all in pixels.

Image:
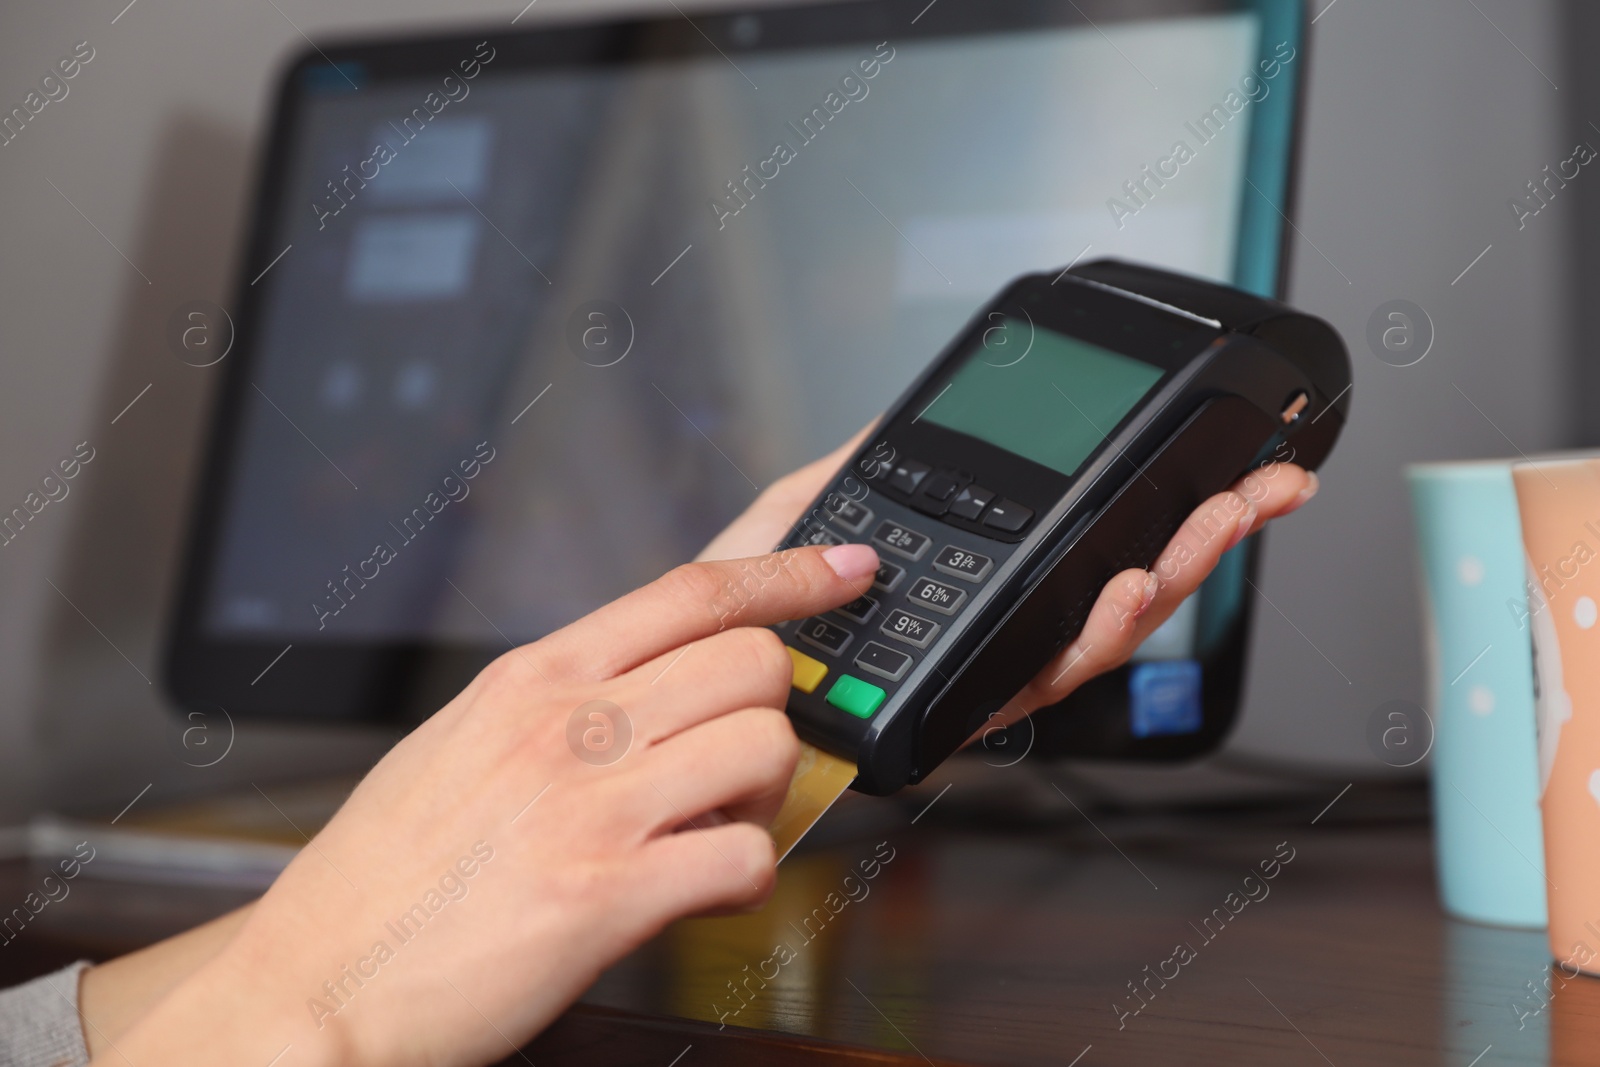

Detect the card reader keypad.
[{"left": 779, "top": 483, "right": 1014, "bottom": 727}]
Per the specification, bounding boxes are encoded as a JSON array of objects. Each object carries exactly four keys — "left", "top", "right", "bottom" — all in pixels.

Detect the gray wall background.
[{"left": 0, "top": 0, "right": 1574, "bottom": 819}]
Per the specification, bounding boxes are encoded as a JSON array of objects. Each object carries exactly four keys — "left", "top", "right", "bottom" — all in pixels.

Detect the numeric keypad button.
[
  {"left": 873, "top": 561, "right": 906, "bottom": 592},
  {"left": 798, "top": 617, "right": 853, "bottom": 656},
  {"left": 872, "top": 520, "right": 932, "bottom": 561},
  {"left": 826, "top": 496, "right": 872, "bottom": 534},
  {"left": 799, "top": 526, "right": 844, "bottom": 547},
  {"left": 833, "top": 595, "right": 880, "bottom": 624},
  {"left": 907, "top": 577, "right": 966, "bottom": 616},
  {"left": 881, "top": 609, "right": 939, "bottom": 649},
  {"left": 933, "top": 545, "right": 994, "bottom": 582},
  {"left": 855, "top": 641, "right": 912, "bottom": 682}
]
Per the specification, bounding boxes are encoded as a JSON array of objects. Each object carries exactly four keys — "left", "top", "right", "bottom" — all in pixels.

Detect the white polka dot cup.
[
  {"left": 1407, "top": 461, "right": 1547, "bottom": 929},
  {"left": 1511, "top": 457, "right": 1600, "bottom": 968}
]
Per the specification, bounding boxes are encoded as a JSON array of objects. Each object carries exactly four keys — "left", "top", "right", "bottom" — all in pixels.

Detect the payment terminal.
[{"left": 770, "top": 260, "right": 1350, "bottom": 800}]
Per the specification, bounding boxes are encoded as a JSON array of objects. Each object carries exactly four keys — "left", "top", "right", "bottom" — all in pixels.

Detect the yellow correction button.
[{"left": 787, "top": 647, "right": 829, "bottom": 694}]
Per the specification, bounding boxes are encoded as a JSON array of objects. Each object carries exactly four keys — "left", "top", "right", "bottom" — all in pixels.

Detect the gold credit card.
[{"left": 768, "top": 741, "right": 857, "bottom": 861}]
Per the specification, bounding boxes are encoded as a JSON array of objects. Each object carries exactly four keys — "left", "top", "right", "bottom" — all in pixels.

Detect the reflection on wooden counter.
[
  {"left": 562, "top": 781, "right": 1600, "bottom": 1066},
  {"left": 672, "top": 841, "right": 900, "bottom": 1032}
]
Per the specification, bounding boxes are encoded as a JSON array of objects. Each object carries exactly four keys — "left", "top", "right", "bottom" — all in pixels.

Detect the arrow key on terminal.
[
  {"left": 948, "top": 485, "right": 995, "bottom": 521},
  {"left": 887, "top": 460, "right": 931, "bottom": 496}
]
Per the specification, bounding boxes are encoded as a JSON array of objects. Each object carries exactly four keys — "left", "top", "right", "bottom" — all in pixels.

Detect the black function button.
[
  {"left": 886, "top": 460, "right": 931, "bottom": 496},
  {"left": 912, "top": 470, "right": 974, "bottom": 517},
  {"left": 933, "top": 545, "right": 994, "bottom": 583},
  {"left": 881, "top": 609, "right": 940, "bottom": 649},
  {"left": 947, "top": 484, "right": 995, "bottom": 521},
  {"left": 982, "top": 498, "right": 1034, "bottom": 534},
  {"left": 872, "top": 520, "right": 932, "bottom": 561},
  {"left": 907, "top": 577, "right": 966, "bottom": 616},
  {"left": 921, "top": 473, "right": 953, "bottom": 502},
  {"left": 798, "top": 617, "right": 853, "bottom": 656},
  {"left": 855, "top": 641, "right": 913, "bottom": 682},
  {"left": 799, "top": 525, "right": 844, "bottom": 547},
  {"left": 833, "top": 595, "right": 880, "bottom": 624},
  {"left": 920, "top": 470, "right": 966, "bottom": 503},
  {"left": 873, "top": 561, "right": 906, "bottom": 592},
  {"left": 825, "top": 495, "right": 872, "bottom": 534}
]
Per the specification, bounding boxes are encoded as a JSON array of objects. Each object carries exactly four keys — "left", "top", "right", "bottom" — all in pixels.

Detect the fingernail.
[
  {"left": 1226, "top": 501, "right": 1259, "bottom": 551},
  {"left": 1281, "top": 471, "right": 1320, "bottom": 516},
  {"left": 1134, "top": 571, "right": 1160, "bottom": 618},
  {"left": 822, "top": 543, "right": 879, "bottom": 582}
]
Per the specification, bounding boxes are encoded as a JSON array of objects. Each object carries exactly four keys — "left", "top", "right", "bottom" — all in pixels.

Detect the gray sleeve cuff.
[{"left": 0, "top": 961, "right": 92, "bottom": 1067}]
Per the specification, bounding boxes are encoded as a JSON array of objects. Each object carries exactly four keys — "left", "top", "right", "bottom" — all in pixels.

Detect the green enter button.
[{"left": 825, "top": 675, "right": 887, "bottom": 719}]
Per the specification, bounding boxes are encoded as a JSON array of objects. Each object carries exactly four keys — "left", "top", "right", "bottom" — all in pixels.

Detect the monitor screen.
[{"left": 188, "top": 2, "right": 1298, "bottom": 680}]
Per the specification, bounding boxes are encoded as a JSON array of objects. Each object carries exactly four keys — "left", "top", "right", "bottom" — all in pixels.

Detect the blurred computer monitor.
[{"left": 166, "top": 0, "right": 1307, "bottom": 739}]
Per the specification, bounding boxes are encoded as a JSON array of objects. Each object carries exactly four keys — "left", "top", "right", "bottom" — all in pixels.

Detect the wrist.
[
  {"left": 79, "top": 904, "right": 256, "bottom": 1060},
  {"left": 101, "top": 925, "right": 358, "bottom": 1067}
]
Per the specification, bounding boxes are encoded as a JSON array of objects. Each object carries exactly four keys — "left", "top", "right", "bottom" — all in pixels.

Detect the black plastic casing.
[{"left": 774, "top": 260, "right": 1351, "bottom": 795}]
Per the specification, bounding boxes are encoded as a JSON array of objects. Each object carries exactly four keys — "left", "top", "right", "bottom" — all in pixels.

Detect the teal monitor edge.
[
  {"left": 1232, "top": 0, "right": 1306, "bottom": 298},
  {"left": 1194, "top": 0, "right": 1304, "bottom": 664}
]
